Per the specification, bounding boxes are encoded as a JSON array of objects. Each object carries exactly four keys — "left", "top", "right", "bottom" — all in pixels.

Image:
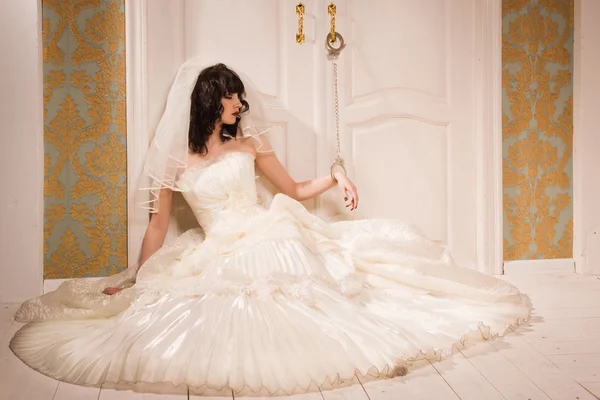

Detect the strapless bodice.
[{"left": 176, "top": 151, "right": 266, "bottom": 235}]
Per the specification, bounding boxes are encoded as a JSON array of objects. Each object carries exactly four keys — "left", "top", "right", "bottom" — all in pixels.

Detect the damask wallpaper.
[
  {"left": 502, "top": 0, "right": 573, "bottom": 260},
  {"left": 43, "top": 0, "right": 127, "bottom": 279}
]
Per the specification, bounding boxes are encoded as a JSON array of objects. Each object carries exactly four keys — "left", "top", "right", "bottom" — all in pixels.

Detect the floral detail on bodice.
[{"left": 176, "top": 151, "right": 265, "bottom": 235}]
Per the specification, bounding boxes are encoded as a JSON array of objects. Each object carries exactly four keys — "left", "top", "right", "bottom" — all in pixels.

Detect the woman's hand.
[
  {"left": 335, "top": 173, "right": 359, "bottom": 211},
  {"left": 102, "top": 287, "right": 124, "bottom": 295}
]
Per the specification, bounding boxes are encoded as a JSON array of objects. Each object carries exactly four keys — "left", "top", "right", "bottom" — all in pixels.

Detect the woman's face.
[{"left": 220, "top": 93, "right": 242, "bottom": 125}]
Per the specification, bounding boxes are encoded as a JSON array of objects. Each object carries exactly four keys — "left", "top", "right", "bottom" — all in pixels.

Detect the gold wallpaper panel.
[
  {"left": 43, "top": 0, "right": 127, "bottom": 278},
  {"left": 502, "top": 0, "right": 573, "bottom": 260}
]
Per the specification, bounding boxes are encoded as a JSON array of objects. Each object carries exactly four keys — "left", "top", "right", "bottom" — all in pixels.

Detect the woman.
[{"left": 10, "top": 60, "right": 531, "bottom": 397}]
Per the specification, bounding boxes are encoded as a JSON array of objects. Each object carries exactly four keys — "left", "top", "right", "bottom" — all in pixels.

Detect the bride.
[{"left": 10, "top": 58, "right": 531, "bottom": 397}]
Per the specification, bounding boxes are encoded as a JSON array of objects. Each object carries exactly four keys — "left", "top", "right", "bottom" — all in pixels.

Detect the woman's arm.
[
  {"left": 257, "top": 153, "right": 334, "bottom": 200},
  {"left": 102, "top": 189, "right": 172, "bottom": 295},
  {"left": 138, "top": 188, "right": 173, "bottom": 268},
  {"left": 254, "top": 137, "right": 359, "bottom": 209}
]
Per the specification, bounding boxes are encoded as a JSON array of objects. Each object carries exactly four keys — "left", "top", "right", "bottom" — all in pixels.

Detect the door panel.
[
  {"left": 141, "top": 0, "right": 480, "bottom": 269},
  {"left": 320, "top": 0, "right": 477, "bottom": 267}
]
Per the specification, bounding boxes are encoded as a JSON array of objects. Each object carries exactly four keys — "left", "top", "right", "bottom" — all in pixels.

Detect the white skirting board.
[
  {"left": 43, "top": 277, "right": 102, "bottom": 294},
  {"left": 503, "top": 258, "right": 576, "bottom": 275}
]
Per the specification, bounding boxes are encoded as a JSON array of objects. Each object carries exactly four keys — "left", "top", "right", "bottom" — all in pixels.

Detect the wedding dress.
[{"left": 10, "top": 149, "right": 531, "bottom": 396}]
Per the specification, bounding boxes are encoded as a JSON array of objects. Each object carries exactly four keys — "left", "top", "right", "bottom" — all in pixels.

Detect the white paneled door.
[
  {"left": 321, "top": 0, "right": 480, "bottom": 270},
  {"left": 127, "top": 0, "right": 503, "bottom": 273}
]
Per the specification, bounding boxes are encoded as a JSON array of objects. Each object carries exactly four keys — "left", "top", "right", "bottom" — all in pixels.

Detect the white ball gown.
[{"left": 10, "top": 151, "right": 531, "bottom": 396}]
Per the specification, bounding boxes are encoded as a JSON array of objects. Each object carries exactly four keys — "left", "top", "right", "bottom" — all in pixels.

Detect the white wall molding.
[
  {"left": 503, "top": 258, "right": 575, "bottom": 275},
  {"left": 0, "top": 0, "right": 45, "bottom": 302},
  {"left": 126, "top": 0, "right": 150, "bottom": 267},
  {"left": 573, "top": 0, "right": 600, "bottom": 275},
  {"left": 475, "top": 0, "right": 504, "bottom": 275},
  {"left": 126, "top": 0, "right": 190, "bottom": 263}
]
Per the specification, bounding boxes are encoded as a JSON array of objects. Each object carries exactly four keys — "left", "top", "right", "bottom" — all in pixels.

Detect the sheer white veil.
[{"left": 135, "top": 57, "right": 274, "bottom": 213}]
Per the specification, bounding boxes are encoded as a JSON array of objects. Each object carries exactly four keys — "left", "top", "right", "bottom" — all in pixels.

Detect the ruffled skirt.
[{"left": 10, "top": 194, "right": 531, "bottom": 396}]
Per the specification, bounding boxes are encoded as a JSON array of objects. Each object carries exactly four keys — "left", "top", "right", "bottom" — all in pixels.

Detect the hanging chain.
[
  {"left": 326, "top": 31, "right": 345, "bottom": 164},
  {"left": 328, "top": 3, "right": 341, "bottom": 159},
  {"left": 325, "top": 13, "right": 346, "bottom": 177},
  {"left": 332, "top": 55, "right": 341, "bottom": 159}
]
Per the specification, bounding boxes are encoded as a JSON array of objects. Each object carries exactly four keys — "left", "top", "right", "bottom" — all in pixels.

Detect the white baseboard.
[
  {"left": 43, "top": 277, "right": 102, "bottom": 293},
  {"left": 503, "top": 258, "right": 575, "bottom": 275}
]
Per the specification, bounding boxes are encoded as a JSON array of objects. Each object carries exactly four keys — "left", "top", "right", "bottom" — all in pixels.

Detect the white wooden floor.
[{"left": 1, "top": 271, "right": 599, "bottom": 400}]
